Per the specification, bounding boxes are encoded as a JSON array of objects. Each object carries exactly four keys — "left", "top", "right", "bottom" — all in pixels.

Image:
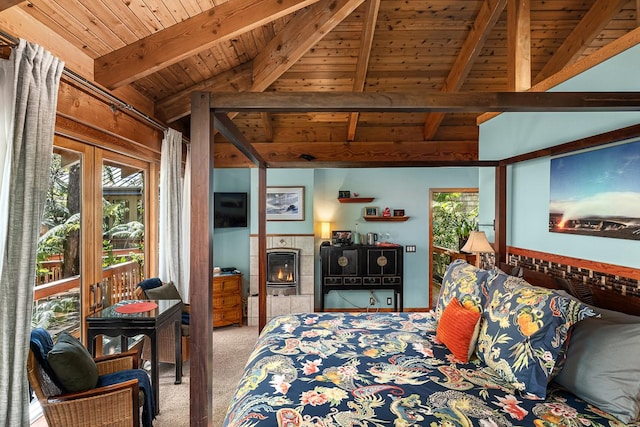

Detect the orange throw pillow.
[{"left": 436, "top": 297, "right": 482, "bottom": 363}]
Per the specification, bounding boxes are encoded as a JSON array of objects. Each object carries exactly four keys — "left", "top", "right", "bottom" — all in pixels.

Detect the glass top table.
[{"left": 86, "top": 299, "right": 183, "bottom": 415}]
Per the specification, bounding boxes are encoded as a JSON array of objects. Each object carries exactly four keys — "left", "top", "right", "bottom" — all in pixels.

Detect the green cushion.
[
  {"left": 47, "top": 332, "right": 99, "bottom": 392},
  {"left": 144, "top": 281, "right": 183, "bottom": 301}
]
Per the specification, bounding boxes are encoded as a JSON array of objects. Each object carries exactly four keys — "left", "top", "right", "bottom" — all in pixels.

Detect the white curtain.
[
  {"left": 180, "top": 144, "right": 191, "bottom": 302},
  {"left": 158, "top": 128, "right": 190, "bottom": 301},
  {"left": 0, "top": 39, "right": 63, "bottom": 427}
]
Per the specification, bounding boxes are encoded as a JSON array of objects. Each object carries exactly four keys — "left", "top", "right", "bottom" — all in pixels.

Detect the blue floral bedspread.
[{"left": 223, "top": 312, "right": 629, "bottom": 427}]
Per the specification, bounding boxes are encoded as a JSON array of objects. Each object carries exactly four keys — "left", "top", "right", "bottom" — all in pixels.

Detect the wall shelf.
[
  {"left": 363, "top": 216, "right": 410, "bottom": 222},
  {"left": 338, "top": 197, "right": 374, "bottom": 203}
]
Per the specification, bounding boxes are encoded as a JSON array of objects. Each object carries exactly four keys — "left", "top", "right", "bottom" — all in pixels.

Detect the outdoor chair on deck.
[
  {"left": 28, "top": 328, "right": 155, "bottom": 427},
  {"left": 135, "top": 278, "right": 190, "bottom": 364}
]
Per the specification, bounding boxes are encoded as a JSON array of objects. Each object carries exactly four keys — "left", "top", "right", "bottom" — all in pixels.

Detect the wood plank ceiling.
[{"left": 0, "top": 0, "right": 638, "bottom": 167}]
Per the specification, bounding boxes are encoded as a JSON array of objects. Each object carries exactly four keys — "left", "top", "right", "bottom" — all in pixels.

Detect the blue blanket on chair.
[
  {"left": 137, "top": 277, "right": 162, "bottom": 292},
  {"left": 98, "top": 369, "right": 156, "bottom": 427}
]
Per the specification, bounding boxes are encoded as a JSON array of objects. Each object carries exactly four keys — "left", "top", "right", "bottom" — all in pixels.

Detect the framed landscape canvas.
[
  {"left": 266, "top": 186, "right": 305, "bottom": 221},
  {"left": 549, "top": 140, "right": 640, "bottom": 241}
]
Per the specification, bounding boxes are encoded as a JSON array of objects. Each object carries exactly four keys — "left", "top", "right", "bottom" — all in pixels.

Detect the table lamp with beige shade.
[{"left": 460, "top": 231, "right": 495, "bottom": 268}]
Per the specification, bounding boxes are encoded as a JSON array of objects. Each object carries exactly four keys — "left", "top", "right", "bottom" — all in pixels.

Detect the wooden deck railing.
[
  {"left": 32, "top": 261, "right": 142, "bottom": 340},
  {"left": 36, "top": 249, "right": 143, "bottom": 286},
  {"left": 33, "top": 260, "right": 142, "bottom": 306}
]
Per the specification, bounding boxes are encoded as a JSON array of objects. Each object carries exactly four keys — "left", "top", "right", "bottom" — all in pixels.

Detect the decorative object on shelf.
[
  {"left": 338, "top": 190, "right": 351, "bottom": 198},
  {"left": 364, "top": 206, "right": 379, "bottom": 217},
  {"left": 460, "top": 231, "right": 495, "bottom": 268},
  {"left": 353, "top": 192, "right": 359, "bottom": 197},
  {"left": 393, "top": 209, "right": 405, "bottom": 217},
  {"left": 267, "top": 186, "right": 304, "bottom": 221},
  {"left": 383, "top": 207, "right": 391, "bottom": 217}
]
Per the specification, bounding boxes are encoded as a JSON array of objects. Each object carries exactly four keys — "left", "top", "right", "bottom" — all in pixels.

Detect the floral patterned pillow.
[
  {"left": 476, "top": 271, "right": 598, "bottom": 399},
  {"left": 435, "top": 259, "right": 491, "bottom": 320}
]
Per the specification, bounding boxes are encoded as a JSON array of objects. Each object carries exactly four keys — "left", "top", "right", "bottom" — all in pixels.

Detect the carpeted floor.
[{"left": 153, "top": 324, "right": 259, "bottom": 426}]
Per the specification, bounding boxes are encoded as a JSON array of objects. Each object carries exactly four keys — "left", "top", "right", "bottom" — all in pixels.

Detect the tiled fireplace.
[
  {"left": 266, "top": 248, "right": 300, "bottom": 295},
  {"left": 248, "top": 235, "right": 315, "bottom": 326}
]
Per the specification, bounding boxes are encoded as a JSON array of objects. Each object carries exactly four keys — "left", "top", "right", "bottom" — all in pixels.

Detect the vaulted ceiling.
[{"left": 1, "top": 0, "right": 638, "bottom": 167}]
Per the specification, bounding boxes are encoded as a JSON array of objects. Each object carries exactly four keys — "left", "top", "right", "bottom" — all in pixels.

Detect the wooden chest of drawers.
[{"left": 212, "top": 273, "right": 243, "bottom": 327}]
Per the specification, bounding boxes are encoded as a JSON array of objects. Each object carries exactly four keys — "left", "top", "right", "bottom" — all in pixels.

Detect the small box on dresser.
[{"left": 213, "top": 273, "right": 243, "bottom": 327}]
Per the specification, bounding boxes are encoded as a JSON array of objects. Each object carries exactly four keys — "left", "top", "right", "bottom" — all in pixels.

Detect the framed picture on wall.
[
  {"left": 266, "top": 186, "right": 305, "bottom": 221},
  {"left": 549, "top": 139, "right": 640, "bottom": 241},
  {"left": 364, "top": 206, "right": 379, "bottom": 217}
]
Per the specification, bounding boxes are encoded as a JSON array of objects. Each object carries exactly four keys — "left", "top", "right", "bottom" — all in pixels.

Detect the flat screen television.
[{"left": 214, "top": 192, "right": 248, "bottom": 228}]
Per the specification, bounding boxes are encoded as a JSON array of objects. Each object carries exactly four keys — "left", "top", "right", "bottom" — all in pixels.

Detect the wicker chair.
[
  {"left": 27, "top": 333, "right": 143, "bottom": 427},
  {"left": 134, "top": 278, "right": 190, "bottom": 364}
]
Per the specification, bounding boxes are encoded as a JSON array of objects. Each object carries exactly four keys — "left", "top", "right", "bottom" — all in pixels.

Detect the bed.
[{"left": 223, "top": 260, "right": 640, "bottom": 427}]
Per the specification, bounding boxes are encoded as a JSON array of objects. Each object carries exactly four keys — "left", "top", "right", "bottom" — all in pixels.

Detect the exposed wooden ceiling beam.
[
  {"left": 478, "top": 26, "right": 640, "bottom": 125},
  {"left": 155, "top": 62, "right": 253, "bottom": 123},
  {"left": 507, "top": 0, "right": 531, "bottom": 92},
  {"left": 158, "top": 0, "right": 363, "bottom": 124},
  {"left": 213, "top": 112, "right": 267, "bottom": 168},
  {"left": 347, "top": 0, "right": 380, "bottom": 141},
  {"left": 209, "top": 91, "right": 640, "bottom": 113},
  {"left": 534, "top": 0, "right": 628, "bottom": 84},
  {"left": 0, "top": 0, "right": 23, "bottom": 12},
  {"left": 251, "top": 0, "right": 365, "bottom": 91},
  {"left": 95, "top": 0, "right": 320, "bottom": 89},
  {"left": 266, "top": 160, "right": 497, "bottom": 168},
  {"left": 212, "top": 140, "right": 484, "bottom": 168},
  {"left": 423, "top": 0, "right": 507, "bottom": 140}
]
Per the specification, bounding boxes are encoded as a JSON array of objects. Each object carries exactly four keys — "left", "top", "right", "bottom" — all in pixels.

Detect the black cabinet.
[{"left": 320, "top": 245, "right": 403, "bottom": 311}]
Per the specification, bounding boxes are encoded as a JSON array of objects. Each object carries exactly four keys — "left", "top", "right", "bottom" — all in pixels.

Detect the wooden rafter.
[
  {"left": 534, "top": 0, "right": 628, "bottom": 84},
  {"left": 156, "top": 0, "right": 363, "bottom": 125},
  {"left": 155, "top": 62, "right": 253, "bottom": 123},
  {"left": 0, "top": 0, "right": 22, "bottom": 12},
  {"left": 251, "top": 0, "right": 365, "bottom": 91},
  {"left": 214, "top": 113, "right": 267, "bottom": 167},
  {"left": 95, "top": 0, "right": 320, "bottom": 89},
  {"left": 507, "top": 0, "right": 531, "bottom": 92},
  {"left": 212, "top": 139, "right": 481, "bottom": 168},
  {"left": 477, "top": 27, "right": 640, "bottom": 125},
  {"left": 260, "top": 113, "right": 274, "bottom": 142},
  {"left": 346, "top": 0, "right": 380, "bottom": 141},
  {"left": 423, "top": 0, "right": 507, "bottom": 140}
]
